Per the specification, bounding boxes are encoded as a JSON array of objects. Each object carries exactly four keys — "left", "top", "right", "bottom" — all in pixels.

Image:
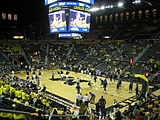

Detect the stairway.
[
  {"left": 0, "top": 52, "right": 10, "bottom": 61},
  {"left": 45, "top": 44, "right": 50, "bottom": 65},
  {"left": 134, "top": 44, "right": 152, "bottom": 63},
  {"left": 21, "top": 48, "right": 31, "bottom": 66},
  {"left": 66, "top": 43, "right": 74, "bottom": 57}
]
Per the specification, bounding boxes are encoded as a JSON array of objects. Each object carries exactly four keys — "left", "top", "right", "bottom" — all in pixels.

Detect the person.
[
  {"left": 76, "top": 78, "right": 80, "bottom": 84},
  {"left": 52, "top": 71, "right": 54, "bottom": 80},
  {"left": 135, "top": 83, "right": 139, "bottom": 97},
  {"left": 71, "top": 12, "right": 83, "bottom": 27},
  {"left": 38, "top": 71, "right": 42, "bottom": 78},
  {"left": 115, "top": 109, "right": 123, "bottom": 120},
  {"left": 57, "top": 71, "right": 61, "bottom": 80},
  {"left": 26, "top": 76, "right": 30, "bottom": 81},
  {"left": 89, "top": 92, "right": 96, "bottom": 104},
  {"left": 79, "top": 102, "right": 88, "bottom": 115},
  {"left": 83, "top": 94, "right": 89, "bottom": 107},
  {"left": 32, "top": 71, "right": 36, "bottom": 80},
  {"left": 65, "top": 71, "right": 70, "bottom": 85},
  {"left": 109, "top": 73, "right": 113, "bottom": 84},
  {"left": 39, "top": 85, "right": 46, "bottom": 95},
  {"left": 116, "top": 80, "right": 120, "bottom": 92},
  {"left": 95, "top": 102, "right": 100, "bottom": 118},
  {"left": 94, "top": 74, "right": 97, "bottom": 83},
  {"left": 61, "top": 71, "right": 64, "bottom": 80},
  {"left": 26, "top": 71, "right": 29, "bottom": 80},
  {"left": 51, "top": 14, "right": 58, "bottom": 28},
  {"left": 72, "top": 104, "right": 80, "bottom": 118},
  {"left": 112, "top": 99, "right": 118, "bottom": 113},
  {"left": 12, "top": 70, "right": 15, "bottom": 76},
  {"left": 99, "top": 78, "right": 104, "bottom": 86},
  {"left": 81, "top": 13, "right": 88, "bottom": 28},
  {"left": 51, "top": 12, "right": 63, "bottom": 28},
  {"left": 75, "top": 83, "right": 81, "bottom": 93},
  {"left": 98, "top": 96, "right": 106, "bottom": 119},
  {"left": 81, "top": 69, "right": 83, "bottom": 74},
  {"left": 66, "top": 71, "right": 70, "bottom": 79},
  {"left": 49, "top": 108, "right": 58, "bottom": 120},
  {"left": 98, "top": 96, "right": 106, "bottom": 116},
  {"left": 35, "top": 75, "right": 40, "bottom": 88},
  {"left": 133, "top": 106, "right": 140, "bottom": 118},
  {"left": 103, "top": 79, "right": 108, "bottom": 94},
  {"left": 106, "top": 115, "right": 112, "bottom": 120},
  {"left": 88, "top": 81, "right": 92, "bottom": 89},
  {"left": 119, "top": 79, "right": 122, "bottom": 87},
  {"left": 129, "top": 81, "right": 133, "bottom": 93},
  {"left": 76, "top": 92, "right": 83, "bottom": 106}
]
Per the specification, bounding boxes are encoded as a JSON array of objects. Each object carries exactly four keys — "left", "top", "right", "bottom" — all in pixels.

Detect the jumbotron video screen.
[
  {"left": 48, "top": 10, "right": 67, "bottom": 33},
  {"left": 68, "top": 9, "right": 91, "bottom": 32}
]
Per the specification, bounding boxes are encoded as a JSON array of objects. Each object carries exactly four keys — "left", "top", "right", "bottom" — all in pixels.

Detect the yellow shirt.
[
  {"left": 31, "top": 92, "right": 37, "bottom": 98},
  {"left": 0, "top": 112, "right": 8, "bottom": 118},
  {"left": 25, "top": 101, "right": 29, "bottom": 106},
  {"left": 3, "top": 87, "right": 8, "bottom": 94},
  {"left": 42, "top": 99, "right": 47, "bottom": 105},
  {"left": 22, "top": 92, "right": 26, "bottom": 100},
  {"left": 15, "top": 90, "right": 22, "bottom": 98},
  {"left": 10, "top": 87, "right": 15, "bottom": 94},
  {"left": 46, "top": 102, "right": 50, "bottom": 107},
  {"left": 13, "top": 114, "right": 26, "bottom": 120},
  {"left": 58, "top": 110, "right": 63, "bottom": 114},
  {"left": 0, "top": 81, "right": 4, "bottom": 86},
  {"left": 7, "top": 113, "right": 13, "bottom": 118},
  {"left": 13, "top": 98, "right": 21, "bottom": 103},
  {"left": 25, "top": 94, "right": 30, "bottom": 101},
  {"left": 4, "top": 84, "right": 10, "bottom": 90},
  {"left": 0, "top": 87, "right": 2, "bottom": 95}
]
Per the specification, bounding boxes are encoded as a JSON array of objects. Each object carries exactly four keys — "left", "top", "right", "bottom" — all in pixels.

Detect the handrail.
[
  {"left": 0, "top": 108, "right": 88, "bottom": 120},
  {"left": 0, "top": 108, "right": 30, "bottom": 115},
  {"left": 0, "top": 108, "right": 32, "bottom": 120}
]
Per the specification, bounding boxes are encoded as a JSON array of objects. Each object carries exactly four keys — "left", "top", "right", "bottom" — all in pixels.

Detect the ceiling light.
[
  {"left": 100, "top": 6, "right": 105, "bottom": 10},
  {"left": 90, "top": 7, "right": 100, "bottom": 12},
  {"left": 117, "top": 2, "right": 124, "bottom": 7}
]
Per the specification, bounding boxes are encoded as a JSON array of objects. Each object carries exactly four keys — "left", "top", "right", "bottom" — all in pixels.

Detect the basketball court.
[{"left": 14, "top": 69, "right": 148, "bottom": 109}]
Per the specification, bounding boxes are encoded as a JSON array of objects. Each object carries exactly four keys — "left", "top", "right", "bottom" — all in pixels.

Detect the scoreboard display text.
[{"left": 45, "top": 0, "right": 94, "bottom": 5}]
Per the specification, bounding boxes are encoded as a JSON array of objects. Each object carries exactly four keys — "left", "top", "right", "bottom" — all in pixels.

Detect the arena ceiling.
[{"left": 94, "top": 0, "right": 159, "bottom": 7}]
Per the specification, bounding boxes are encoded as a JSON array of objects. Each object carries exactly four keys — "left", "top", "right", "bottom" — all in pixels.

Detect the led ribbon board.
[
  {"left": 59, "top": 33, "right": 81, "bottom": 37},
  {"left": 45, "top": 0, "right": 94, "bottom": 5},
  {"left": 49, "top": 2, "right": 91, "bottom": 9}
]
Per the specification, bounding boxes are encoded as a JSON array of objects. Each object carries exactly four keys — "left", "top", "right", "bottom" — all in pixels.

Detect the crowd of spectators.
[
  {"left": 121, "top": 95, "right": 160, "bottom": 120},
  {"left": 0, "top": 74, "right": 75, "bottom": 120}
]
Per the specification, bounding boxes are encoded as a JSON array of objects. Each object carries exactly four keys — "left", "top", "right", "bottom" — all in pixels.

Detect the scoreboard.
[{"left": 45, "top": 0, "right": 94, "bottom": 37}]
